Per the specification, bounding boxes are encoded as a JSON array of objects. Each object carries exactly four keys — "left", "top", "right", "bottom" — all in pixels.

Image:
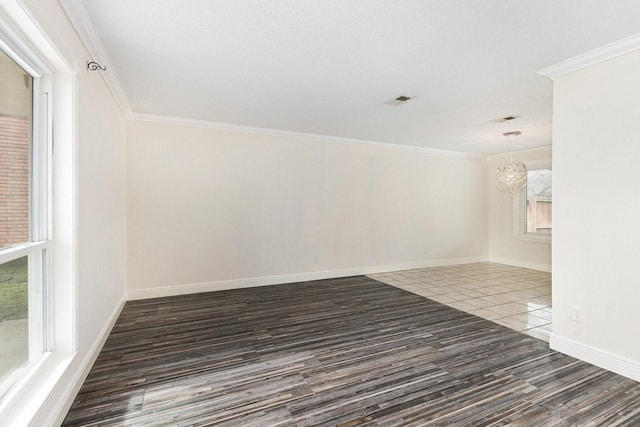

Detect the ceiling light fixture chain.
[{"left": 496, "top": 131, "right": 527, "bottom": 196}]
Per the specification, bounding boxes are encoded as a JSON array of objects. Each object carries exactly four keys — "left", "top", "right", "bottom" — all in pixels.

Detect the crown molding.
[
  {"left": 55, "top": 0, "right": 487, "bottom": 159},
  {"left": 130, "top": 112, "right": 487, "bottom": 159},
  {"left": 487, "top": 144, "right": 552, "bottom": 161},
  {"left": 59, "top": 0, "right": 133, "bottom": 117},
  {"left": 538, "top": 33, "right": 640, "bottom": 80}
]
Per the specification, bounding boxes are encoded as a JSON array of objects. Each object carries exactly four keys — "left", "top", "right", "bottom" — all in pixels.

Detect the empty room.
[{"left": 1, "top": 0, "right": 640, "bottom": 425}]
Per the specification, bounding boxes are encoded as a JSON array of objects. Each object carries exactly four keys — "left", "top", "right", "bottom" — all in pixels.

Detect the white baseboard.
[
  {"left": 550, "top": 334, "right": 640, "bottom": 383},
  {"left": 127, "top": 256, "right": 489, "bottom": 300},
  {"left": 33, "top": 297, "right": 126, "bottom": 427},
  {"left": 489, "top": 257, "right": 551, "bottom": 273}
]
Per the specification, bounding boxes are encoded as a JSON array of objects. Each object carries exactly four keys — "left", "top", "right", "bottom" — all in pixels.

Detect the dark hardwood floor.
[{"left": 63, "top": 276, "right": 640, "bottom": 426}]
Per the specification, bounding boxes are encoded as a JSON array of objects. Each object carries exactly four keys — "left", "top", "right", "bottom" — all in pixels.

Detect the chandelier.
[{"left": 496, "top": 131, "right": 527, "bottom": 195}]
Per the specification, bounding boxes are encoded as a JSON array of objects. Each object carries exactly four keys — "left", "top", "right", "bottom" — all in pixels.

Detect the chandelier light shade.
[{"left": 496, "top": 131, "right": 527, "bottom": 195}]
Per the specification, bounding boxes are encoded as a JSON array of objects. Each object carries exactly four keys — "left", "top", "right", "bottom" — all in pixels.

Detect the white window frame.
[
  {"left": 0, "top": 17, "right": 52, "bottom": 399},
  {"left": 513, "top": 160, "right": 552, "bottom": 242},
  {"left": 0, "top": 2, "right": 77, "bottom": 424}
]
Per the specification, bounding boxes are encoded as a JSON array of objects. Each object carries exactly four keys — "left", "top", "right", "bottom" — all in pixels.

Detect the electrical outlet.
[
  {"left": 313, "top": 255, "right": 319, "bottom": 264},
  {"left": 571, "top": 305, "right": 584, "bottom": 323}
]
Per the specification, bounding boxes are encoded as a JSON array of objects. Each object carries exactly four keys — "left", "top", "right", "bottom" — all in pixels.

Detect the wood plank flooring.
[{"left": 63, "top": 276, "right": 640, "bottom": 426}]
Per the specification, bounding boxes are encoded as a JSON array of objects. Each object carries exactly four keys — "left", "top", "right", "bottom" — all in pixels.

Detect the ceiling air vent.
[
  {"left": 385, "top": 95, "right": 415, "bottom": 106},
  {"left": 494, "top": 115, "right": 519, "bottom": 123}
]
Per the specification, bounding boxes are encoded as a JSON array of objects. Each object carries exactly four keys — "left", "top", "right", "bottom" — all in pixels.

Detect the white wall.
[
  {"left": 75, "top": 63, "right": 127, "bottom": 353},
  {"left": 550, "top": 48, "right": 640, "bottom": 380},
  {"left": 488, "top": 146, "right": 552, "bottom": 271},
  {"left": 0, "top": 1, "right": 127, "bottom": 425},
  {"left": 126, "top": 120, "right": 489, "bottom": 297}
]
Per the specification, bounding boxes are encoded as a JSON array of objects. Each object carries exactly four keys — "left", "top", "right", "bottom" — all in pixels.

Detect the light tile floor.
[{"left": 367, "top": 262, "right": 552, "bottom": 342}]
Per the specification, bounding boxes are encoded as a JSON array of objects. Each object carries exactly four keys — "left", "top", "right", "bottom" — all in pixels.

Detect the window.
[
  {"left": 0, "top": 3, "right": 75, "bottom": 423},
  {"left": 514, "top": 167, "right": 552, "bottom": 239},
  {"left": 525, "top": 169, "right": 552, "bottom": 235},
  {"left": 0, "top": 44, "right": 50, "bottom": 401}
]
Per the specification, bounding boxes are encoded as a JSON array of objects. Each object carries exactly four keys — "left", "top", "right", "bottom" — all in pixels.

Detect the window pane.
[
  {"left": 0, "top": 256, "right": 28, "bottom": 390},
  {"left": 0, "top": 49, "right": 33, "bottom": 249},
  {"left": 0, "top": 48, "right": 44, "bottom": 401},
  {"left": 526, "top": 169, "right": 552, "bottom": 234}
]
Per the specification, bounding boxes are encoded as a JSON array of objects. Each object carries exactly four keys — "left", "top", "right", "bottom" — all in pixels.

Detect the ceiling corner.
[{"left": 60, "top": 0, "right": 134, "bottom": 118}]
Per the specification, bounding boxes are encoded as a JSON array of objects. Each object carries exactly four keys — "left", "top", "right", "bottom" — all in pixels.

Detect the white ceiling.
[{"left": 65, "top": 1, "right": 640, "bottom": 155}]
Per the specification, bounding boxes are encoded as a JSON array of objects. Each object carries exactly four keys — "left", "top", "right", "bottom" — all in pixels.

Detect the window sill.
[
  {"left": 518, "top": 233, "right": 552, "bottom": 242},
  {"left": 0, "top": 351, "right": 76, "bottom": 426}
]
